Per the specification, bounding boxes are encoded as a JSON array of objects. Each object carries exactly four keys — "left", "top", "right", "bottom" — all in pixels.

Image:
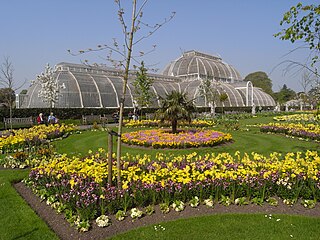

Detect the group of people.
[
  {"left": 37, "top": 112, "right": 59, "bottom": 125},
  {"left": 128, "top": 111, "right": 139, "bottom": 121}
]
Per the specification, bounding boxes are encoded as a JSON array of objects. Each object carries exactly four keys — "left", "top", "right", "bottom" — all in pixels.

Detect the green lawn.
[
  {"left": 53, "top": 116, "right": 319, "bottom": 157},
  {"left": 110, "top": 214, "right": 320, "bottom": 240},
  {"left": 1, "top": 115, "right": 319, "bottom": 240},
  {"left": 0, "top": 170, "right": 59, "bottom": 240}
]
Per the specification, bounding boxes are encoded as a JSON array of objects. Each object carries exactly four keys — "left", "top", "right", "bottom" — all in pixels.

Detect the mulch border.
[{"left": 14, "top": 181, "right": 320, "bottom": 240}]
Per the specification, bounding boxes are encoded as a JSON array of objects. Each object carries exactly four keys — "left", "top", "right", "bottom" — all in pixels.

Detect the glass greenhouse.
[{"left": 19, "top": 50, "right": 276, "bottom": 109}]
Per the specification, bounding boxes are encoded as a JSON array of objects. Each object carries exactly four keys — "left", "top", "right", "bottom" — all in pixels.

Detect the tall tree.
[
  {"left": 156, "top": 91, "right": 195, "bottom": 134},
  {"left": 244, "top": 71, "right": 273, "bottom": 95},
  {"left": 33, "top": 63, "right": 60, "bottom": 108},
  {"left": 274, "top": 84, "right": 296, "bottom": 104},
  {"left": 132, "top": 61, "right": 154, "bottom": 117},
  {"left": 274, "top": 3, "right": 320, "bottom": 77}
]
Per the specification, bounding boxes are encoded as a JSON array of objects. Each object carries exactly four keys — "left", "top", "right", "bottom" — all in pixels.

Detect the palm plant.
[{"left": 156, "top": 91, "right": 195, "bottom": 134}]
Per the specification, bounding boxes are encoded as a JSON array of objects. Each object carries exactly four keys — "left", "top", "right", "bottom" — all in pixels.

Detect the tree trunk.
[
  {"left": 172, "top": 119, "right": 177, "bottom": 134},
  {"left": 115, "top": 0, "right": 137, "bottom": 190}
]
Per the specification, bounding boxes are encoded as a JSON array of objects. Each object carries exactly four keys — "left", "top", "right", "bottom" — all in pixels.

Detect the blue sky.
[{"left": 0, "top": 0, "right": 317, "bottom": 93}]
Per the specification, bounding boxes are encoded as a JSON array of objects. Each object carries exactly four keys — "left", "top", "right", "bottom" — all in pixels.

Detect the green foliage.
[
  {"left": 132, "top": 61, "right": 154, "bottom": 111},
  {"left": 274, "top": 84, "right": 296, "bottom": 104},
  {"left": 156, "top": 91, "right": 195, "bottom": 133},
  {"left": 274, "top": 3, "right": 320, "bottom": 74},
  {"left": 244, "top": 72, "right": 273, "bottom": 95}
]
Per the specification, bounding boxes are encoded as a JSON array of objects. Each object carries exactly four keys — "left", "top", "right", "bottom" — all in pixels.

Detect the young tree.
[
  {"left": 219, "top": 92, "right": 229, "bottom": 114},
  {"left": 274, "top": 3, "right": 319, "bottom": 77},
  {"left": 0, "top": 57, "right": 18, "bottom": 129},
  {"left": 70, "top": 0, "right": 175, "bottom": 189},
  {"left": 132, "top": 61, "right": 154, "bottom": 117},
  {"left": 156, "top": 90, "right": 195, "bottom": 134},
  {"left": 197, "top": 78, "right": 221, "bottom": 116},
  {"left": 33, "top": 63, "right": 60, "bottom": 108}
]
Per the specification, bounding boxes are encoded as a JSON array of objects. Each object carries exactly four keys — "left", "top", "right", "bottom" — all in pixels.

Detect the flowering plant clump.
[
  {"left": 260, "top": 122, "right": 320, "bottom": 141},
  {"left": 160, "top": 203, "right": 170, "bottom": 214},
  {"left": 189, "top": 196, "right": 200, "bottom": 207},
  {"left": 172, "top": 200, "right": 185, "bottom": 212},
  {"left": 145, "top": 205, "right": 155, "bottom": 215},
  {"left": 25, "top": 150, "right": 320, "bottom": 232},
  {"left": 122, "top": 129, "right": 232, "bottom": 148},
  {"left": 96, "top": 215, "right": 111, "bottom": 227},
  {"left": 301, "top": 199, "right": 316, "bottom": 209},
  {"left": 130, "top": 208, "right": 143, "bottom": 219},
  {"left": 266, "top": 197, "right": 278, "bottom": 206},
  {"left": 234, "top": 197, "right": 249, "bottom": 206},
  {"left": 203, "top": 197, "right": 214, "bottom": 208},
  {"left": 115, "top": 210, "right": 126, "bottom": 221}
]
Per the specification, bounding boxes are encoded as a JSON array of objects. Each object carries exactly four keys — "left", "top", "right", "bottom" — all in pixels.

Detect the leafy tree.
[
  {"left": 219, "top": 92, "right": 229, "bottom": 114},
  {"left": 274, "top": 84, "right": 296, "bottom": 104},
  {"left": 244, "top": 71, "right": 273, "bottom": 95},
  {"left": 274, "top": 3, "right": 320, "bottom": 77},
  {"left": 33, "top": 64, "right": 61, "bottom": 108},
  {"left": 132, "top": 61, "right": 154, "bottom": 116},
  {"left": 156, "top": 91, "right": 195, "bottom": 134}
]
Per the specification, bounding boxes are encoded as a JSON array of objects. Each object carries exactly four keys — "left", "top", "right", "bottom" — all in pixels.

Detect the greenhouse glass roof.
[{"left": 19, "top": 50, "right": 276, "bottom": 109}]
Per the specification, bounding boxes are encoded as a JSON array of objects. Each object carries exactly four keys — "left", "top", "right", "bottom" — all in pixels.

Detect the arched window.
[{"left": 246, "top": 81, "right": 254, "bottom": 106}]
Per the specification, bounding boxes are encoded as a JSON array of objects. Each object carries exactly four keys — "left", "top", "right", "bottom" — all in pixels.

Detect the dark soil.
[{"left": 14, "top": 182, "right": 320, "bottom": 240}]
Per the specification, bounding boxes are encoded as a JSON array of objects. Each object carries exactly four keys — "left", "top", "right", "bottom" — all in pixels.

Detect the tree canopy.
[
  {"left": 273, "top": 84, "right": 296, "bottom": 104},
  {"left": 274, "top": 3, "right": 320, "bottom": 76},
  {"left": 244, "top": 71, "right": 273, "bottom": 95},
  {"left": 156, "top": 91, "right": 195, "bottom": 134},
  {"left": 132, "top": 61, "right": 154, "bottom": 111}
]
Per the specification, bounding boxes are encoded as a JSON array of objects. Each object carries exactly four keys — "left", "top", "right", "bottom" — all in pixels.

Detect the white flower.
[
  {"left": 172, "top": 200, "right": 185, "bottom": 212},
  {"left": 96, "top": 215, "right": 111, "bottom": 227},
  {"left": 204, "top": 198, "right": 214, "bottom": 207},
  {"left": 130, "top": 208, "right": 143, "bottom": 219}
]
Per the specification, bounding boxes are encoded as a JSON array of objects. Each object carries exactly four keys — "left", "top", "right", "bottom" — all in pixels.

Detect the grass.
[
  {"left": 110, "top": 214, "right": 320, "bottom": 240},
  {"left": 1, "top": 115, "right": 320, "bottom": 240},
  {"left": 53, "top": 116, "right": 319, "bottom": 157},
  {"left": 0, "top": 170, "right": 59, "bottom": 240}
]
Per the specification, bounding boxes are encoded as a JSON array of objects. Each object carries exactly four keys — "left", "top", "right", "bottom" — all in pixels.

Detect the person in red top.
[{"left": 37, "top": 113, "right": 45, "bottom": 124}]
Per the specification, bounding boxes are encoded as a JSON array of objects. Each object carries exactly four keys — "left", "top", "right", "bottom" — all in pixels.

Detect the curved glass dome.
[
  {"left": 163, "top": 50, "right": 242, "bottom": 82},
  {"left": 21, "top": 63, "right": 180, "bottom": 108},
  {"left": 19, "top": 51, "right": 276, "bottom": 109}
]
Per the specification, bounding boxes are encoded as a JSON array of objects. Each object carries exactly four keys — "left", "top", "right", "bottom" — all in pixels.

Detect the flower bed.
[
  {"left": 273, "top": 114, "right": 319, "bottom": 123},
  {"left": 0, "top": 124, "right": 76, "bottom": 153},
  {"left": 122, "top": 129, "right": 232, "bottom": 148},
  {"left": 260, "top": 122, "right": 320, "bottom": 141},
  {"left": 123, "top": 119, "right": 215, "bottom": 128},
  {"left": 0, "top": 124, "right": 76, "bottom": 168},
  {"left": 25, "top": 150, "right": 320, "bottom": 231}
]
